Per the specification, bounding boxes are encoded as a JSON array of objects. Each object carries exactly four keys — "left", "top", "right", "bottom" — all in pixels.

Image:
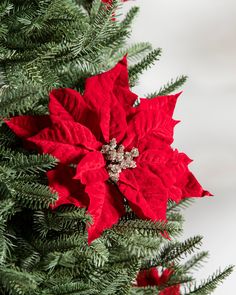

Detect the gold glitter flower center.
[{"left": 101, "top": 138, "right": 139, "bottom": 183}]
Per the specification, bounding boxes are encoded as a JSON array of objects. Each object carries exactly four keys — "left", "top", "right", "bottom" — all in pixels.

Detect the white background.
[{"left": 122, "top": 0, "right": 236, "bottom": 293}]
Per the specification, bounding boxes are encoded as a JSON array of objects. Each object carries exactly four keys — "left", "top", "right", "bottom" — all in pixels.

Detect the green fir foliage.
[
  {"left": 184, "top": 266, "right": 234, "bottom": 295},
  {"left": 0, "top": 0, "right": 233, "bottom": 294},
  {"left": 148, "top": 75, "right": 188, "bottom": 98}
]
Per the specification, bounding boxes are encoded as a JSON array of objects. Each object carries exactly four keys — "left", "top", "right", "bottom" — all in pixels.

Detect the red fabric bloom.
[
  {"left": 102, "top": 0, "right": 113, "bottom": 4},
  {"left": 102, "top": 0, "right": 127, "bottom": 4},
  {"left": 136, "top": 267, "right": 180, "bottom": 295},
  {"left": 6, "top": 57, "right": 211, "bottom": 244},
  {"left": 160, "top": 286, "right": 181, "bottom": 295}
]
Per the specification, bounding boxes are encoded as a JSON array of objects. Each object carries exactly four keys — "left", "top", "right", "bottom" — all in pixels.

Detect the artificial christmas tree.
[{"left": 0, "top": 0, "right": 233, "bottom": 294}]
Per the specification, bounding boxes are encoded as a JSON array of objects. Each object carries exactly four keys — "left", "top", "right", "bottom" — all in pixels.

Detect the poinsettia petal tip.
[
  {"left": 179, "top": 152, "right": 193, "bottom": 165},
  {"left": 203, "top": 190, "right": 213, "bottom": 197},
  {"left": 49, "top": 87, "right": 61, "bottom": 96},
  {"left": 166, "top": 91, "right": 183, "bottom": 115},
  {"left": 169, "top": 91, "right": 183, "bottom": 103},
  {"left": 49, "top": 87, "right": 77, "bottom": 101},
  {"left": 168, "top": 91, "right": 182, "bottom": 112},
  {"left": 49, "top": 87, "right": 68, "bottom": 101},
  {"left": 175, "top": 91, "right": 183, "bottom": 98},
  {"left": 5, "top": 115, "right": 51, "bottom": 139},
  {"left": 120, "top": 54, "right": 128, "bottom": 66},
  {"left": 173, "top": 119, "right": 181, "bottom": 127}
]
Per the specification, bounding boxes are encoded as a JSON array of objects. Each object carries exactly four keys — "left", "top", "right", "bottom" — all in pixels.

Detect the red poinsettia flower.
[
  {"left": 102, "top": 0, "right": 114, "bottom": 4},
  {"left": 136, "top": 267, "right": 180, "bottom": 295},
  {"left": 102, "top": 0, "right": 127, "bottom": 4},
  {"left": 6, "top": 57, "right": 211, "bottom": 244}
]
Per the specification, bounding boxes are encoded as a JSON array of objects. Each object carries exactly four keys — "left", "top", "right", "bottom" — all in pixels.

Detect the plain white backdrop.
[{"left": 122, "top": 0, "right": 236, "bottom": 293}]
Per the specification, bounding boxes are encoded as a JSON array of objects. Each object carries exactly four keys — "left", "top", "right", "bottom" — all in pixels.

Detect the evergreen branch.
[
  {"left": 108, "top": 42, "right": 152, "bottom": 68},
  {"left": 80, "top": 239, "right": 110, "bottom": 268},
  {"left": 43, "top": 282, "right": 99, "bottom": 295},
  {"left": 130, "top": 286, "right": 159, "bottom": 295},
  {"left": 0, "top": 232, "right": 11, "bottom": 267},
  {"left": 33, "top": 208, "right": 91, "bottom": 239},
  {"left": 167, "top": 199, "right": 195, "bottom": 213},
  {"left": 126, "top": 42, "right": 153, "bottom": 62},
  {"left": 98, "top": 29, "right": 129, "bottom": 54},
  {"left": 58, "top": 59, "right": 102, "bottom": 89},
  {"left": 90, "top": 0, "right": 103, "bottom": 19},
  {"left": 106, "top": 230, "right": 162, "bottom": 260},
  {"left": 33, "top": 233, "right": 86, "bottom": 253},
  {"left": 184, "top": 266, "right": 234, "bottom": 295},
  {"left": 0, "top": 124, "right": 18, "bottom": 145},
  {"left": 55, "top": 207, "right": 92, "bottom": 223},
  {"left": 0, "top": 2, "right": 13, "bottom": 20},
  {"left": 97, "top": 267, "right": 133, "bottom": 295},
  {"left": 42, "top": 239, "right": 109, "bottom": 272},
  {"left": 0, "top": 85, "right": 40, "bottom": 118},
  {"left": 5, "top": 152, "right": 58, "bottom": 176},
  {"left": 183, "top": 251, "right": 209, "bottom": 272},
  {"left": 16, "top": 237, "right": 40, "bottom": 271},
  {"left": 148, "top": 75, "right": 188, "bottom": 97},
  {"left": 11, "top": 181, "right": 58, "bottom": 209},
  {"left": 152, "top": 236, "right": 203, "bottom": 266},
  {"left": 167, "top": 211, "right": 185, "bottom": 224},
  {"left": 0, "top": 201, "right": 16, "bottom": 267},
  {"left": 0, "top": 163, "right": 40, "bottom": 183},
  {"left": 0, "top": 181, "right": 11, "bottom": 200},
  {"left": 33, "top": 210, "right": 52, "bottom": 239},
  {"left": 0, "top": 266, "right": 42, "bottom": 295},
  {"left": 0, "top": 24, "right": 8, "bottom": 41},
  {"left": 114, "top": 219, "right": 182, "bottom": 239},
  {"left": 70, "top": 1, "right": 120, "bottom": 58},
  {"left": 0, "top": 200, "right": 15, "bottom": 266},
  {"left": 120, "top": 6, "right": 139, "bottom": 31},
  {"left": 128, "top": 49, "right": 162, "bottom": 86},
  {"left": 165, "top": 273, "right": 194, "bottom": 289}
]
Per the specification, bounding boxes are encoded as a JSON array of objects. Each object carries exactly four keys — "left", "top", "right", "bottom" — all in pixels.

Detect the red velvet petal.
[
  {"left": 86, "top": 182, "right": 125, "bottom": 244},
  {"left": 109, "top": 102, "right": 127, "bottom": 142},
  {"left": 123, "top": 109, "right": 178, "bottom": 150},
  {"left": 102, "top": 0, "right": 128, "bottom": 3},
  {"left": 91, "top": 57, "right": 129, "bottom": 96},
  {"left": 166, "top": 151, "right": 212, "bottom": 201},
  {"left": 118, "top": 168, "right": 168, "bottom": 221},
  {"left": 158, "top": 269, "right": 174, "bottom": 285},
  {"left": 48, "top": 164, "right": 89, "bottom": 209},
  {"left": 82, "top": 91, "right": 127, "bottom": 144},
  {"left": 136, "top": 268, "right": 160, "bottom": 287},
  {"left": 182, "top": 171, "right": 212, "bottom": 198},
  {"left": 137, "top": 147, "right": 172, "bottom": 166},
  {"left": 114, "top": 87, "right": 138, "bottom": 113},
  {"left": 140, "top": 93, "right": 181, "bottom": 117},
  {"left": 160, "top": 285, "right": 181, "bottom": 295},
  {"left": 74, "top": 151, "right": 108, "bottom": 185},
  {"left": 136, "top": 268, "right": 180, "bottom": 294},
  {"left": 49, "top": 88, "right": 101, "bottom": 139},
  {"left": 137, "top": 148, "right": 210, "bottom": 203},
  {"left": 83, "top": 57, "right": 134, "bottom": 143},
  {"left": 112, "top": 56, "right": 138, "bottom": 110},
  {"left": 28, "top": 120, "right": 102, "bottom": 164},
  {"left": 137, "top": 148, "right": 181, "bottom": 201},
  {"left": 137, "top": 134, "right": 171, "bottom": 154},
  {"left": 5, "top": 115, "right": 51, "bottom": 139},
  {"left": 123, "top": 94, "right": 181, "bottom": 149},
  {"left": 49, "top": 88, "right": 87, "bottom": 122}
]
